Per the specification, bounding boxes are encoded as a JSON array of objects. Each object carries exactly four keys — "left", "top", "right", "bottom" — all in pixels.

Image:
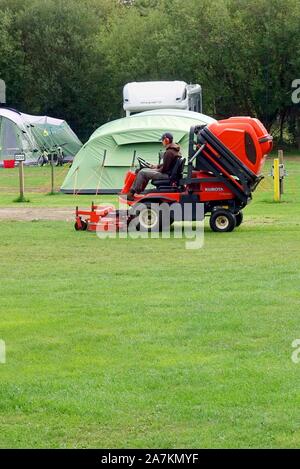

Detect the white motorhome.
[{"left": 123, "top": 81, "right": 202, "bottom": 116}]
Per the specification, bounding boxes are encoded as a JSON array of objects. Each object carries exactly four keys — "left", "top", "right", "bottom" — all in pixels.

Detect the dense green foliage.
[{"left": 0, "top": 0, "right": 300, "bottom": 144}]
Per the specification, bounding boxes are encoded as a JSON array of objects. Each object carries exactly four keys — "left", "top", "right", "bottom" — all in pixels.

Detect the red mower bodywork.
[{"left": 75, "top": 117, "right": 273, "bottom": 233}]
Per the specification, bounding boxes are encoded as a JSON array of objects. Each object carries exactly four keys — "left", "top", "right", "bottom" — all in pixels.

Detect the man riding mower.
[
  {"left": 75, "top": 116, "right": 273, "bottom": 233},
  {"left": 126, "top": 132, "right": 181, "bottom": 201}
]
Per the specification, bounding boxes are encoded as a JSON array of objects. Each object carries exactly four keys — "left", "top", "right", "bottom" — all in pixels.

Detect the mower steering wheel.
[{"left": 137, "top": 156, "right": 152, "bottom": 169}]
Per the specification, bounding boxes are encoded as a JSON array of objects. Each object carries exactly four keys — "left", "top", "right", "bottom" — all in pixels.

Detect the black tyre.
[
  {"left": 131, "top": 202, "right": 173, "bottom": 232},
  {"left": 50, "top": 155, "right": 59, "bottom": 167},
  {"left": 37, "top": 156, "right": 45, "bottom": 167},
  {"left": 74, "top": 219, "right": 87, "bottom": 231},
  {"left": 235, "top": 211, "right": 244, "bottom": 227},
  {"left": 210, "top": 210, "right": 236, "bottom": 233},
  {"left": 57, "top": 151, "right": 64, "bottom": 166}
]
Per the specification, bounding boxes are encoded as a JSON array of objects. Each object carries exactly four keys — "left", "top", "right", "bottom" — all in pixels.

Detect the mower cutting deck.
[
  {"left": 74, "top": 117, "right": 273, "bottom": 233},
  {"left": 75, "top": 203, "right": 127, "bottom": 232}
]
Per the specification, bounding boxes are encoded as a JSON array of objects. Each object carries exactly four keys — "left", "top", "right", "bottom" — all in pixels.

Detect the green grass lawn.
[{"left": 0, "top": 159, "right": 300, "bottom": 448}]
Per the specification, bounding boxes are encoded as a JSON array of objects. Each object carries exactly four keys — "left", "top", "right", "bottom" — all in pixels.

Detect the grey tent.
[{"left": 0, "top": 107, "right": 82, "bottom": 166}]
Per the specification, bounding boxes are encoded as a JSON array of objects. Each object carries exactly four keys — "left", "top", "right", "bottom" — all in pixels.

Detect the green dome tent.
[
  {"left": 61, "top": 110, "right": 216, "bottom": 194},
  {"left": 0, "top": 107, "right": 82, "bottom": 166}
]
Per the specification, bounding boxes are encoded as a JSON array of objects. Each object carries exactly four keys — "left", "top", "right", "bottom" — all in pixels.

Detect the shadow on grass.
[
  {"left": 13, "top": 196, "right": 30, "bottom": 203},
  {"left": 259, "top": 199, "right": 290, "bottom": 204}
]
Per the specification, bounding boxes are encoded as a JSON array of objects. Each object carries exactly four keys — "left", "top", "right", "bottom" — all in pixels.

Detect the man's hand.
[{"left": 150, "top": 164, "right": 158, "bottom": 169}]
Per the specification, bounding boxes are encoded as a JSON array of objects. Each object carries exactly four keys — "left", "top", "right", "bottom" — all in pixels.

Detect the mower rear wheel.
[
  {"left": 210, "top": 210, "right": 236, "bottom": 233},
  {"left": 235, "top": 211, "right": 244, "bottom": 227}
]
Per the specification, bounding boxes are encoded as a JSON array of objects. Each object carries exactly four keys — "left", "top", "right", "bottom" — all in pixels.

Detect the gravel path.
[{"left": 0, "top": 207, "right": 74, "bottom": 221}]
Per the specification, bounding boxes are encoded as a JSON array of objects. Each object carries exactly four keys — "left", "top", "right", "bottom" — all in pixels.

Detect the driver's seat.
[{"left": 151, "top": 157, "right": 186, "bottom": 190}]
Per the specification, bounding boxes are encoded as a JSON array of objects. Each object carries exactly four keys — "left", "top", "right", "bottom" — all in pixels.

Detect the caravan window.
[{"left": 189, "top": 94, "right": 201, "bottom": 113}]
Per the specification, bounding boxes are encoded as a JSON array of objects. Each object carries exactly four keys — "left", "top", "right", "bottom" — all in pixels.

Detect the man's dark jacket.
[{"left": 158, "top": 143, "right": 181, "bottom": 175}]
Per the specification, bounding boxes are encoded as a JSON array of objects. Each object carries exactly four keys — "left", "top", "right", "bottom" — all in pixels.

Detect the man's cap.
[{"left": 159, "top": 132, "right": 173, "bottom": 142}]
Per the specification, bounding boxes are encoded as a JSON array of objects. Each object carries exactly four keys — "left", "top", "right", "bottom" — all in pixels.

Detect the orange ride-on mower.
[{"left": 74, "top": 116, "right": 273, "bottom": 233}]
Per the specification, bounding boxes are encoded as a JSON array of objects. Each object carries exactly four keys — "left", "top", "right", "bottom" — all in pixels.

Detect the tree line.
[{"left": 0, "top": 0, "right": 300, "bottom": 146}]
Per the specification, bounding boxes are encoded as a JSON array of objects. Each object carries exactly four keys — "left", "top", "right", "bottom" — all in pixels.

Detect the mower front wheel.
[
  {"left": 132, "top": 202, "right": 173, "bottom": 232},
  {"left": 210, "top": 210, "right": 236, "bottom": 233}
]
